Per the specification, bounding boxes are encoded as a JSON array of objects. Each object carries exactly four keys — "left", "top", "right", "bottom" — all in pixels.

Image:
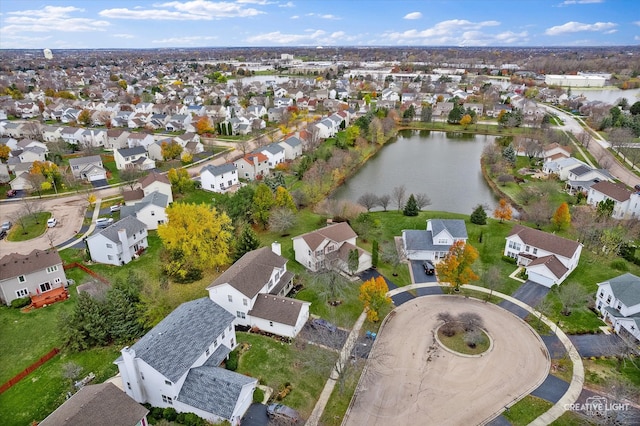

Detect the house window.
[
  {"left": 108, "top": 255, "right": 114, "bottom": 260},
  {"left": 243, "top": 299, "right": 248, "bottom": 306},
  {"left": 15, "top": 288, "right": 28, "bottom": 298},
  {"left": 230, "top": 338, "right": 234, "bottom": 347},
  {"left": 214, "top": 339, "right": 218, "bottom": 348},
  {"left": 533, "top": 248, "right": 538, "bottom": 255},
  {"left": 269, "top": 321, "right": 274, "bottom": 327},
  {"left": 210, "top": 184, "right": 215, "bottom": 189},
  {"left": 206, "top": 348, "right": 210, "bottom": 356},
  {"left": 141, "top": 372, "right": 145, "bottom": 380},
  {"left": 228, "top": 295, "right": 233, "bottom": 302},
  {"left": 39, "top": 282, "right": 52, "bottom": 292},
  {"left": 151, "top": 211, "right": 155, "bottom": 216},
  {"left": 46, "top": 265, "right": 58, "bottom": 273},
  {"left": 165, "top": 380, "right": 172, "bottom": 386},
  {"left": 308, "top": 250, "right": 311, "bottom": 255},
  {"left": 18, "top": 275, "right": 26, "bottom": 283},
  {"left": 237, "top": 311, "right": 246, "bottom": 319},
  {"left": 54, "top": 278, "right": 61, "bottom": 284},
  {"left": 438, "top": 239, "right": 447, "bottom": 244},
  {"left": 606, "top": 295, "right": 611, "bottom": 303},
  {"left": 222, "top": 331, "right": 226, "bottom": 339},
  {"left": 127, "top": 382, "right": 131, "bottom": 390},
  {"left": 599, "top": 292, "right": 604, "bottom": 299},
  {"left": 162, "top": 395, "right": 173, "bottom": 405},
  {"left": 525, "top": 245, "right": 530, "bottom": 252},
  {"left": 617, "top": 303, "right": 622, "bottom": 310},
  {"left": 106, "top": 243, "right": 113, "bottom": 248}
]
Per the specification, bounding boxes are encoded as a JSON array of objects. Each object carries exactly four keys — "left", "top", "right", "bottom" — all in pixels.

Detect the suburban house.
[
  {"left": 115, "top": 297, "right": 256, "bottom": 425},
  {"left": 587, "top": 181, "right": 640, "bottom": 219},
  {"left": 9, "top": 171, "right": 34, "bottom": 192},
  {"left": 68, "top": 155, "right": 107, "bottom": 182},
  {"left": 234, "top": 153, "right": 269, "bottom": 180},
  {"left": 200, "top": 163, "right": 239, "bottom": 193},
  {"left": 259, "top": 143, "right": 286, "bottom": 168},
  {"left": 596, "top": 273, "right": 640, "bottom": 343},
  {"left": 543, "top": 143, "right": 572, "bottom": 162},
  {"left": 114, "top": 146, "right": 156, "bottom": 171},
  {"left": 565, "top": 164, "right": 614, "bottom": 194},
  {"left": 207, "top": 243, "right": 309, "bottom": 338},
  {"left": 292, "top": 222, "right": 372, "bottom": 275},
  {"left": 39, "top": 382, "right": 149, "bottom": 426},
  {"left": 0, "top": 249, "right": 67, "bottom": 306},
  {"left": 86, "top": 216, "right": 149, "bottom": 266},
  {"left": 120, "top": 191, "right": 169, "bottom": 230},
  {"left": 542, "top": 157, "right": 586, "bottom": 180},
  {"left": 401, "top": 219, "right": 469, "bottom": 261},
  {"left": 279, "top": 136, "right": 303, "bottom": 160},
  {"left": 139, "top": 172, "right": 174, "bottom": 204},
  {"left": 503, "top": 224, "right": 583, "bottom": 288}
]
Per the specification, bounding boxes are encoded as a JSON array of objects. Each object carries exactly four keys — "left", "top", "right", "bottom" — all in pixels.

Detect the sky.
[{"left": 0, "top": 0, "right": 638, "bottom": 50}]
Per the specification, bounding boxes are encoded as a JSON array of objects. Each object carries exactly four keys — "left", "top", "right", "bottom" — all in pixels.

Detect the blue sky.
[{"left": 0, "top": 0, "right": 638, "bottom": 49}]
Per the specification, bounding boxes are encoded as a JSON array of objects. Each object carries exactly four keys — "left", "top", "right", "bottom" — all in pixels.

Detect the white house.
[
  {"left": 542, "top": 157, "right": 586, "bottom": 180},
  {"left": 9, "top": 171, "right": 34, "bottom": 192},
  {"left": 114, "top": 297, "right": 256, "bottom": 426},
  {"left": 234, "top": 153, "right": 269, "bottom": 181},
  {"left": 504, "top": 224, "right": 583, "bottom": 288},
  {"left": 120, "top": 191, "right": 169, "bottom": 231},
  {"left": 278, "top": 136, "right": 303, "bottom": 160},
  {"left": 68, "top": 155, "right": 107, "bottom": 182},
  {"left": 0, "top": 249, "right": 67, "bottom": 306},
  {"left": 259, "top": 143, "right": 286, "bottom": 168},
  {"left": 127, "top": 133, "right": 156, "bottom": 150},
  {"left": 596, "top": 273, "right": 640, "bottom": 343},
  {"left": 292, "top": 222, "right": 371, "bottom": 275},
  {"left": 543, "top": 143, "right": 572, "bottom": 162},
  {"left": 114, "top": 146, "right": 156, "bottom": 171},
  {"left": 139, "top": 172, "right": 173, "bottom": 204},
  {"left": 402, "top": 219, "right": 469, "bottom": 261},
  {"left": 587, "top": 181, "right": 640, "bottom": 219},
  {"left": 200, "top": 163, "right": 239, "bottom": 193},
  {"left": 565, "top": 164, "right": 614, "bottom": 194},
  {"left": 86, "top": 216, "right": 149, "bottom": 266},
  {"left": 207, "top": 244, "right": 309, "bottom": 338}
]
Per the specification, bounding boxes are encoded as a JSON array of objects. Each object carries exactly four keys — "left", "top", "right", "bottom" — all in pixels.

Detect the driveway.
[
  {"left": 409, "top": 260, "right": 437, "bottom": 284},
  {"left": 242, "top": 403, "right": 269, "bottom": 426},
  {"left": 510, "top": 280, "right": 550, "bottom": 308},
  {"left": 569, "top": 334, "right": 625, "bottom": 357}
]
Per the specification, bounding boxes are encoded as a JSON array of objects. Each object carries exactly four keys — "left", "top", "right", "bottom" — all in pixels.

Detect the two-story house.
[
  {"left": 234, "top": 153, "right": 269, "bottom": 181},
  {"left": 86, "top": 216, "right": 149, "bottom": 266},
  {"left": 207, "top": 243, "right": 309, "bottom": 338},
  {"left": 68, "top": 155, "right": 107, "bottom": 182},
  {"left": 114, "top": 146, "right": 156, "bottom": 171},
  {"left": 139, "top": 172, "right": 174, "bottom": 204},
  {"left": 587, "top": 181, "right": 640, "bottom": 219},
  {"left": 292, "top": 222, "right": 372, "bottom": 275},
  {"left": 259, "top": 143, "right": 286, "bottom": 168},
  {"left": 120, "top": 191, "right": 169, "bottom": 231},
  {"left": 115, "top": 297, "right": 256, "bottom": 425},
  {"left": 504, "top": 224, "right": 583, "bottom": 288},
  {"left": 402, "top": 219, "right": 469, "bottom": 261},
  {"left": 595, "top": 273, "right": 640, "bottom": 343},
  {"left": 200, "top": 163, "right": 239, "bottom": 193},
  {"left": 278, "top": 136, "right": 303, "bottom": 160},
  {"left": 0, "top": 249, "right": 67, "bottom": 306}
]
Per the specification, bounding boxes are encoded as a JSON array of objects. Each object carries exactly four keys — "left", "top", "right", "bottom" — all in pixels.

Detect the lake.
[{"left": 331, "top": 130, "right": 498, "bottom": 215}]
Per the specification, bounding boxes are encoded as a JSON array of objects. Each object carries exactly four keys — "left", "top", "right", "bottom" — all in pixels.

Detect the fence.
[
  {"left": 63, "top": 262, "right": 110, "bottom": 285},
  {"left": 0, "top": 348, "right": 60, "bottom": 394}
]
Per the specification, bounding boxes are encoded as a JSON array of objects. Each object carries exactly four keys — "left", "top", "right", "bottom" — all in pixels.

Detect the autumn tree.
[
  {"left": 252, "top": 183, "right": 274, "bottom": 229},
  {"left": 161, "top": 140, "right": 183, "bottom": 161},
  {"left": 273, "top": 186, "right": 296, "bottom": 212},
  {"left": 551, "top": 202, "right": 571, "bottom": 231},
  {"left": 78, "top": 109, "right": 92, "bottom": 127},
  {"left": 158, "top": 203, "right": 233, "bottom": 282},
  {"left": 0, "top": 144, "right": 10, "bottom": 162},
  {"left": 359, "top": 276, "right": 391, "bottom": 322},
  {"left": 493, "top": 198, "right": 512, "bottom": 223},
  {"left": 460, "top": 114, "right": 472, "bottom": 129},
  {"left": 167, "top": 167, "right": 193, "bottom": 194},
  {"left": 436, "top": 240, "right": 480, "bottom": 292},
  {"left": 194, "top": 116, "right": 214, "bottom": 135}
]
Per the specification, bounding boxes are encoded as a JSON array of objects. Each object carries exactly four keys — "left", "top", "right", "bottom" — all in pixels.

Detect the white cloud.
[
  {"left": 1, "top": 5, "right": 110, "bottom": 34},
  {"left": 290, "top": 15, "right": 299, "bottom": 19},
  {"left": 152, "top": 35, "right": 218, "bottom": 44},
  {"left": 279, "top": 1, "right": 295, "bottom": 7},
  {"left": 383, "top": 19, "right": 502, "bottom": 44},
  {"left": 113, "top": 34, "right": 135, "bottom": 39},
  {"left": 545, "top": 21, "right": 617, "bottom": 35},
  {"left": 633, "top": 21, "right": 640, "bottom": 26},
  {"left": 403, "top": 12, "right": 422, "bottom": 20},
  {"left": 100, "top": 0, "right": 265, "bottom": 20},
  {"left": 557, "top": 0, "right": 603, "bottom": 6},
  {"left": 305, "top": 13, "right": 341, "bottom": 20},
  {"left": 246, "top": 29, "right": 325, "bottom": 44}
]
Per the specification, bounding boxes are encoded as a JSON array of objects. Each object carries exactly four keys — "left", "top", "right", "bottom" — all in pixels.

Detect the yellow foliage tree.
[
  {"left": 552, "top": 202, "right": 571, "bottom": 231},
  {"left": 493, "top": 198, "right": 513, "bottom": 223},
  {"left": 435, "top": 240, "right": 480, "bottom": 291},
  {"left": 195, "top": 116, "right": 213, "bottom": 135},
  {"left": 0, "top": 144, "right": 10, "bottom": 162},
  {"left": 460, "top": 114, "right": 473, "bottom": 129},
  {"left": 359, "top": 276, "right": 391, "bottom": 322},
  {"left": 273, "top": 186, "right": 297, "bottom": 212},
  {"left": 161, "top": 140, "right": 183, "bottom": 161},
  {"left": 158, "top": 203, "right": 233, "bottom": 281}
]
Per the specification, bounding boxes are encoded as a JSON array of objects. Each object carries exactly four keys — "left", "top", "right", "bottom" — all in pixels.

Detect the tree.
[
  {"left": 359, "top": 276, "right": 391, "bottom": 322},
  {"left": 470, "top": 204, "right": 487, "bottom": 225},
  {"left": 0, "top": 144, "right": 10, "bottom": 162},
  {"left": 596, "top": 198, "right": 615, "bottom": 219},
  {"left": 120, "top": 167, "right": 145, "bottom": 190},
  {"left": 167, "top": 168, "right": 193, "bottom": 194},
  {"left": 273, "top": 186, "right": 297, "bottom": 212},
  {"left": 436, "top": 241, "right": 480, "bottom": 291},
  {"left": 493, "top": 198, "right": 512, "bottom": 223},
  {"left": 234, "top": 225, "right": 260, "bottom": 261},
  {"left": 161, "top": 140, "right": 183, "bottom": 161},
  {"left": 552, "top": 202, "right": 571, "bottom": 231},
  {"left": 347, "top": 249, "right": 360, "bottom": 275},
  {"left": 377, "top": 194, "right": 391, "bottom": 211},
  {"left": 556, "top": 282, "right": 591, "bottom": 316},
  {"left": 78, "top": 109, "right": 92, "bottom": 127},
  {"left": 371, "top": 240, "right": 379, "bottom": 268},
  {"left": 252, "top": 183, "right": 274, "bottom": 229},
  {"left": 106, "top": 272, "right": 144, "bottom": 342},
  {"left": 194, "top": 116, "right": 213, "bottom": 134},
  {"left": 357, "top": 192, "right": 379, "bottom": 212},
  {"left": 460, "top": 114, "right": 472, "bottom": 129},
  {"left": 307, "top": 269, "right": 349, "bottom": 305},
  {"left": 403, "top": 194, "right": 419, "bottom": 216},
  {"left": 414, "top": 193, "right": 431, "bottom": 210},
  {"left": 502, "top": 144, "right": 516, "bottom": 164},
  {"left": 392, "top": 185, "right": 406, "bottom": 211},
  {"left": 158, "top": 203, "right": 233, "bottom": 282},
  {"left": 268, "top": 207, "right": 297, "bottom": 234}
]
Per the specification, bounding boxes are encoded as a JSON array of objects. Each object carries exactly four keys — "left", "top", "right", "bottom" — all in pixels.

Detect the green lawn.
[
  {"left": 7, "top": 212, "right": 52, "bottom": 242},
  {"left": 503, "top": 395, "right": 554, "bottom": 426}
]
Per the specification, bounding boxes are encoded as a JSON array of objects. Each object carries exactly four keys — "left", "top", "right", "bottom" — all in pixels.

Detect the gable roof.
[
  {"left": 207, "top": 247, "right": 285, "bottom": 298},
  {"left": 527, "top": 254, "right": 568, "bottom": 279},
  {"left": 88, "top": 216, "right": 147, "bottom": 244},
  {"left": 39, "top": 382, "right": 148, "bottom": 426},
  {"left": 201, "top": 162, "right": 237, "bottom": 177},
  {"left": 591, "top": 181, "right": 632, "bottom": 202},
  {"left": 248, "top": 294, "right": 306, "bottom": 326},
  {"left": 429, "top": 219, "right": 468, "bottom": 239},
  {"left": 139, "top": 171, "right": 170, "bottom": 187},
  {"left": 281, "top": 136, "right": 302, "bottom": 148},
  {"left": 121, "top": 191, "right": 168, "bottom": 218},
  {"left": 0, "top": 249, "right": 62, "bottom": 281},
  {"left": 116, "top": 146, "right": 146, "bottom": 157},
  {"left": 600, "top": 273, "right": 640, "bottom": 308},
  {"left": 293, "top": 222, "right": 357, "bottom": 251},
  {"left": 122, "top": 188, "right": 145, "bottom": 203},
  {"left": 68, "top": 155, "right": 102, "bottom": 168},
  {"left": 129, "top": 297, "right": 235, "bottom": 382},
  {"left": 507, "top": 225, "right": 580, "bottom": 259}
]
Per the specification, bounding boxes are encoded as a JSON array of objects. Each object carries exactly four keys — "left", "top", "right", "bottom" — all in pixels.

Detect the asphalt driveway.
[
  {"left": 359, "top": 268, "right": 415, "bottom": 306},
  {"left": 569, "top": 334, "right": 625, "bottom": 357},
  {"left": 409, "top": 260, "right": 437, "bottom": 284},
  {"left": 510, "top": 280, "right": 550, "bottom": 307}
]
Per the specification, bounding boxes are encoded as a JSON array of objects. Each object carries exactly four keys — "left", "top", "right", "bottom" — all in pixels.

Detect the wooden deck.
[{"left": 30, "top": 286, "right": 68, "bottom": 309}]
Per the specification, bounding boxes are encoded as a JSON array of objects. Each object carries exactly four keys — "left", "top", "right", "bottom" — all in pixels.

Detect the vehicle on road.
[
  {"left": 311, "top": 318, "right": 337, "bottom": 333},
  {"left": 423, "top": 260, "right": 435, "bottom": 275},
  {"left": 1, "top": 221, "right": 12, "bottom": 231},
  {"left": 47, "top": 218, "right": 57, "bottom": 228},
  {"left": 266, "top": 403, "right": 300, "bottom": 423},
  {"left": 6, "top": 189, "right": 17, "bottom": 197},
  {"left": 109, "top": 204, "right": 121, "bottom": 212},
  {"left": 96, "top": 217, "right": 114, "bottom": 228},
  {"left": 0, "top": 229, "right": 6, "bottom": 239}
]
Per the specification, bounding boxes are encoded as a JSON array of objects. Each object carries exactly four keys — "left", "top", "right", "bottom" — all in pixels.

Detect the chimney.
[
  {"left": 118, "top": 228, "right": 132, "bottom": 264},
  {"left": 271, "top": 241, "right": 281, "bottom": 256}
]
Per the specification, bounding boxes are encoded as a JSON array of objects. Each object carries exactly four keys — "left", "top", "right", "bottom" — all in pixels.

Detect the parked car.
[
  {"left": 6, "top": 189, "right": 17, "bottom": 197},
  {"left": 109, "top": 204, "right": 121, "bottom": 212},
  {"left": 311, "top": 318, "right": 337, "bottom": 333},
  {"left": 1, "top": 221, "right": 12, "bottom": 231},
  {"left": 423, "top": 260, "right": 435, "bottom": 275},
  {"left": 0, "top": 229, "right": 6, "bottom": 239},
  {"left": 96, "top": 217, "right": 114, "bottom": 228},
  {"left": 47, "top": 218, "right": 57, "bottom": 228},
  {"left": 267, "top": 403, "right": 300, "bottom": 423}
]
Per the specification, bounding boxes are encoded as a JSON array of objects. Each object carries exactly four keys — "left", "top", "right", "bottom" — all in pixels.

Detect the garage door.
[
  {"left": 527, "top": 270, "right": 555, "bottom": 288},
  {"left": 88, "top": 173, "right": 106, "bottom": 181}
]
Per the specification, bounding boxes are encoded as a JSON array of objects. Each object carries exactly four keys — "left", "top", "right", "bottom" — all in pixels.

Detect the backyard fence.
[
  {"left": 0, "top": 348, "right": 60, "bottom": 394},
  {"left": 64, "top": 262, "right": 110, "bottom": 285}
]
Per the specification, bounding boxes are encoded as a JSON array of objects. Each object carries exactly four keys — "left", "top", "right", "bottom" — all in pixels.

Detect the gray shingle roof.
[
  {"left": 89, "top": 215, "right": 147, "bottom": 244},
  {"left": 117, "top": 146, "right": 147, "bottom": 157},
  {"left": 177, "top": 366, "right": 255, "bottom": 420},
  {"left": 131, "top": 297, "right": 235, "bottom": 382},
  {"left": 69, "top": 155, "right": 102, "bottom": 167},
  {"left": 430, "top": 219, "right": 468, "bottom": 239},
  {"left": 403, "top": 230, "right": 450, "bottom": 252},
  {"left": 120, "top": 191, "right": 167, "bottom": 218},
  {"left": 282, "top": 136, "right": 302, "bottom": 147},
  {"left": 604, "top": 273, "right": 640, "bottom": 308},
  {"left": 262, "top": 143, "right": 284, "bottom": 155},
  {"left": 201, "top": 163, "right": 237, "bottom": 176}
]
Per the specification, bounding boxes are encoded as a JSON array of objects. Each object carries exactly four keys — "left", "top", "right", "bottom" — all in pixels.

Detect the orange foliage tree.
[
  {"left": 493, "top": 198, "right": 513, "bottom": 223},
  {"left": 359, "top": 275, "right": 391, "bottom": 322},
  {"left": 194, "top": 116, "right": 214, "bottom": 135},
  {"left": 435, "top": 241, "right": 480, "bottom": 291},
  {"left": 552, "top": 202, "right": 571, "bottom": 231}
]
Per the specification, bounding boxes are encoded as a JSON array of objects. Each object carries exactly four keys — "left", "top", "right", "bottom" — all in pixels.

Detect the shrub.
[
  {"left": 11, "top": 296, "right": 31, "bottom": 309},
  {"left": 150, "top": 407, "right": 164, "bottom": 420},
  {"left": 253, "top": 387, "right": 265, "bottom": 403},
  {"left": 502, "top": 255, "right": 517, "bottom": 264},
  {"left": 610, "top": 259, "right": 629, "bottom": 272},
  {"left": 183, "top": 413, "right": 205, "bottom": 426},
  {"left": 163, "top": 407, "right": 178, "bottom": 421},
  {"left": 225, "top": 350, "right": 239, "bottom": 371}
]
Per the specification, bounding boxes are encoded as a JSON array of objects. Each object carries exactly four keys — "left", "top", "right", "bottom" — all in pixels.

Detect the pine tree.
[
  {"left": 470, "top": 204, "right": 487, "bottom": 225},
  {"left": 234, "top": 225, "right": 261, "bottom": 261},
  {"left": 403, "top": 194, "right": 419, "bottom": 216}
]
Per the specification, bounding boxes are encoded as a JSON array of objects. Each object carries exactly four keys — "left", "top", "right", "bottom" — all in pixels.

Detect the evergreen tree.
[
  {"left": 470, "top": 204, "right": 487, "bottom": 225},
  {"left": 502, "top": 144, "right": 516, "bottom": 164},
  {"left": 403, "top": 194, "right": 419, "bottom": 216},
  {"left": 235, "top": 225, "right": 260, "bottom": 261},
  {"left": 348, "top": 249, "right": 360, "bottom": 275},
  {"left": 371, "top": 240, "right": 379, "bottom": 268}
]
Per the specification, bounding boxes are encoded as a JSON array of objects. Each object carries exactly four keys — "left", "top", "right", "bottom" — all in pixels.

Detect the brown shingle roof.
[
  {"left": 590, "top": 181, "right": 632, "bottom": 202},
  {"left": 508, "top": 225, "right": 580, "bottom": 259},
  {"left": 0, "top": 249, "right": 62, "bottom": 281},
  {"left": 294, "top": 222, "right": 357, "bottom": 251},
  {"left": 527, "top": 255, "right": 568, "bottom": 280},
  {"left": 207, "top": 247, "right": 286, "bottom": 298},
  {"left": 122, "top": 188, "right": 144, "bottom": 202},
  {"left": 139, "top": 171, "right": 171, "bottom": 188},
  {"left": 248, "top": 294, "right": 305, "bottom": 326}
]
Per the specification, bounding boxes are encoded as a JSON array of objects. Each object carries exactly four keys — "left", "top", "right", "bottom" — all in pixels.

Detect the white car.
[
  {"left": 109, "top": 204, "right": 121, "bottom": 212},
  {"left": 95, "top": 217, "right": 114, "bottom": 228},
  {"left": 47, "top": 218, "right": 57, "bottom": 228}
]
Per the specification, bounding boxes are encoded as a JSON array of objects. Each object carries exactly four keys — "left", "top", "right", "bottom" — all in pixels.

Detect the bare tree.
[
  {"left": 481, "top": 266, "right": 502, "bottom": 301},
  {"left": 414, "top": 193, "right": 432, "bottom": 210},
  {"left": 377, "top": 194, "right": 391, "bottom": 211},
  {"left": 557, "top": 282, "right": 591, "bottom": 316},
  {"left": 120, "top": 167, "right": 145, "bottom": 191},
  {"left": 357, "top": 192, "right": 379, "bottom": 211},
  {"left": 392, "top": 185, "right": 406, "bottom": 211},
  {"left": 268, "top": 207, "right": 297, "bottom": 235},
  {"left": 236, "top": 139, "right": 251, "bottom": 156}
]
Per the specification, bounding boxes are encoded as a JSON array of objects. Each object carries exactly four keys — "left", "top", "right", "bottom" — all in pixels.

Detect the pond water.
[
  {"left": 573, "top": 87, "right": 640, "bottom": 104},
  {"left": 331, "top": 130, "right": 498, "bottom": 215}
]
